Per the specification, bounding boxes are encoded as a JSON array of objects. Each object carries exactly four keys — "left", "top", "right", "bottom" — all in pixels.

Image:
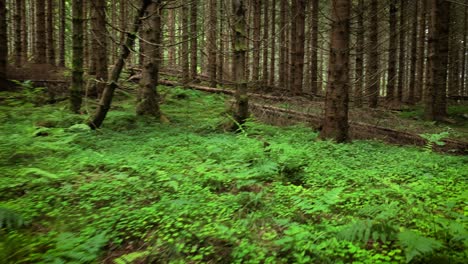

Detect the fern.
[
  {"left": 0, "top": 207, "right": 25, "bottom": 229},
  {"left": 420, "top": 131, "right": 449, "bottom": 152},
  {"left": 397, "top": 230, "right": 444, "bottom": 263},
  {"left": 338, "top": 219, "right": 398, "bottom": 244}
]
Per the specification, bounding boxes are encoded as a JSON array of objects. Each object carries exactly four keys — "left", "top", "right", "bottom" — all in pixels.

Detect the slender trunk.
[
  {"left": 181, "top": 2, "right": 189, "bottom": 84},
  {"left": 386, "top": 0, "right": 397, "bottom": 102},
  {"left": 46, "top": 0, "right": 55, "bottom": 65},
  {"left": 367, "top": 0, "right": 379, "bottom": 108},
  {"left": 0, "top": 0, "right": 7, "bottom": 80},
  {"left": 70, "top": 0, "right": 84, "bottom": 113},
  {"left": 448, "top": 4, "right": 459, "bottom": 97},
  {"left": 14, "top": 0, "right": 22, "bottom": 67},
  {"left": 320, "top": 0, "right": 350, "bottom": 143},
  {"left": 217, "top": 1, "right": 225, "bottom": 85},
  {"left": 190, "top": 0, "right": 198, "bottom": 81},
  {"left": 58, "top": 0, "right": 66, "bottom": 67},
  {"left": 425, "top": 0, "right": 449, "bottom": 121},
  {"left": 354, "top": 0, "right": 364, "bottom": 107},
  {"left": 21, "top": 0, "right": 28, "bottom": 62},
  {"left": 415, "top": 0, "right": 427, "bottom": 101},
  {"left": 136, "top": 0, "right": 162, "bottom": 117},
  {"left": 92, "top": 0, "right": 108, "bottom": 98},
  {"left": 310, "top": 0, "right": 319, "bottom": 95},
  {"left": 290, "top": 0, "right": 306, "bottom": 95},
  {"left": 35, "top": 0, "right": 46, "bottom": 63},
  {"left": 461, "top": 7, "right": 467, "bottom": 96},
  {"left": 168, "top": 9, "right": 175, "bottom": 66},
  {"left": 251, "top": 0, "right": 261, "bottom": 84},
  {"left": 397, "top": 0, "right": 407, "bottom": 102},
  {"left": 408, "top": 1, "right": 419, "bottom": 103},
  {"left": 268, "top": 0, "right": 276, "bottom": 86},
  {"left": 232, "top": 0, "right": 249, "bottom": 128},
  {"left": 262, "top": 0, "right": 268, "bottom": 86},
  {"left": 279, "top": 0, "right": 287, "bottom": 88},
  {"left": 89, "top": 0, "right": 152, "bottom": 129}
]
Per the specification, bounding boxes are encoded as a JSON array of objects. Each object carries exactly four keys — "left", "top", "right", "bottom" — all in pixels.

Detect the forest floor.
[{"left": 0, "top": 85, "right": 467, "bottom": 263}]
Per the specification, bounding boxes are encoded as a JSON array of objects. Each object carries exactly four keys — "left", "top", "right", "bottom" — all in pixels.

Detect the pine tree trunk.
[
  {"left": 46, "top": 0, "right": 55, "bottom": 65},
  {"left": 232, "top": 0, "right": 249, "bottom": 128},
  {"left": 217, "top": 2, "right": 225, "bottom": 85},
  {"left": 408, "top": 1, "right": 419, "bottom": 104},
  {"left": 268, "top": 0, "right": 276, "bottom": 86},
  {"left": 279, "top": 0, "right": 287, "bottom": 88},
  {"left": 262, "top": 0, "right": 268, "bottom": 86},
  {"left": 320, "top": 0, "right": 350, "bottom": 143},
  {"left": 136, "top": 0, "right": 162, "bottom": 117},
  {"left": 91, "top": 0, "right": 108, "bottom": 98},
  {"left": 310, "top": 0, "right": 319, "bottom": 95},
  {"left": 354, "top": 0, "right": 364, "bottom": 107},
  {"left": 0, "top": 0, "right": 7, "bottom": 81},
  {"left": 397, "top": 0, "right": 407, "bottom": 102},
  {"left": 90, "top": 0, "right": 151, "bottom": 129},
  {"left": 461, "top": 7, "right": 467, "bottom": 96},
  {"left": 181, "top": 2, "right": 189, "bottom": 84},
  {"left": 251, "top": 0, "right": 261, "bottom": 84},
  {"left": 386, "top": 0, "right": 397, "bottom": 102},
  {"left": 448, "top": 4, "right": 459, "bottom": 97},
  {"left": 190, "top": 0, "right": 198, "bottom": 81},
  {"left": 425, "top": 0, "right": 449, "bottom": 121},
  {"left": 367, "top": 0, "right": 379, "bottom": 108},
  {"left": 35, "top": 0, "right": 46, "bottom": 63},
  {"left": 21, "top": 0, "right": 28, "bottom": 63},
  {"left": 168, "top": 9, "right": 176, "bottom": 66},
  {"left": 70, "top": 0, "right": 84, "bottom": 113},
  {"left": 290, "top": 0, "right": 306, "bottom": 95},
  {"left": 58, "top": 0, "right": 66, "bottom": 67},
  {"left": 207, "top": 0, "right": 217, "bottom": 87},
  {"left": 415, "top": 0, "right": 427, "bottom": 102},
  {"left": 14, "top": 0, "right": 22, "bottom": 67}
]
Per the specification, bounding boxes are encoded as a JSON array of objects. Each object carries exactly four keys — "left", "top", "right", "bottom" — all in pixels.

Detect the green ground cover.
[{"left": 0, "top": 87, "right": 467, "bottom": 263}]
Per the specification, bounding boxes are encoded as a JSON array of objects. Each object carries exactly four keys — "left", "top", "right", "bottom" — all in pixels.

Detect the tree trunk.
[
  {"left": 136, "top": 0, "right": 162, "bottom": 117},
  {"left": 89, "top": 0, "right": 151, "bottom": 129},
  {"left": 251, "top": 0, "right": 261, "bottom": 84},
  {"left": 354, "top": 0, "right": 364, "bottom": 107},
  {"left": 461, "top": 7, "right": 467, "bottom": 96},
  {"left": 320, "top": 0, "right": 350, "bottom": 142},
  {"left": 415, "top": 0, "right": 427, "bottom": 101},
  {"left": 168, "top": 8, "right": 176, "bottom": 67},
  {"left": 14, "top": 0, "right": 22, "bottom": 67},
  {"left": 181, "top": 2, "right": 189, "bottom": 84},
  {"left": 217, "top": 1, "right": 225, "bottom": 85},
  {"left": 386, "top": 0, "right": 397, "bottom": 102},
  {"left": 310, "top": 0, "right": 319, "bottom": 95},
  {"left": 290, "top": 0, "right": 306, "bottom": 95},
  {"left": 91, "top": 0, "right": 108, "bottom": 98},
  {"left": 232, "top": 0, "right": 249, "bottom": 129},
  {"left": 424, "top": 0, "right": 449, "bottom": 121},
  {"left": 58, "top": 0, "right": 66, "bottom": 67},
  {"left": 262, "top": 0, "right": 268, "bottom": 86},
  {"left": 70, "top": 0, "right": 84, "bottom": 113},
  {"left": 207, "top": 0, "right": 217, "bottom": 87},
  {"left": 21, "top": 0, "right": 28, "bottom": 63},
  {"left": 190, "top": 0, "right": 198, "bottom": 81},
  {"left": 397, "top": 0, "right": 407, "bottom": 102},
  {"left": 35, "top": 0, "right": 46, "bottom": 63},
  {"left": 0, "top": 0, "right": 7, "bottom": 81},
  {"left": 268, "top": 0, "right": 276, "bottom": 86},
  {"left": 448, "top": 5, "right": 459, "bottom": 97},
  {"left": 46, "top": 0, "right": 55, "bottom": 65},
  {"left": 279, "top": 0, "right": 287, "bottom": 88},
  {"left": 367, "top": 0, "right": 379, "bottom": 108},
  {"left": 408, "top": 1, "right": 419, "bottom": 104}
]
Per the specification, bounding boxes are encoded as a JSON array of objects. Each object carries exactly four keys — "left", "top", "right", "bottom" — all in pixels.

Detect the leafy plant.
[
  {"left": 420, "top": 131, "right": 449, "bottom": 152},
  {"left": 0, "top": 208, "right": 25, "bottom": 229}
]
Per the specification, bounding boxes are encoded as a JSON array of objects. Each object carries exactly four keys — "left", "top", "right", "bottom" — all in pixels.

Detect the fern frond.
[
  {"left": 397, "top": 230, "right": 444, "bottom": 263},
  {"left": 0, "top": 207, "right": 25, "bottom": 229}
]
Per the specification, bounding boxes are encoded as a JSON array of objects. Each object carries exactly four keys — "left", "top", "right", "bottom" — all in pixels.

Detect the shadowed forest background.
[{"left": 0, "top": 0, "right": 467, "bottom": 263}]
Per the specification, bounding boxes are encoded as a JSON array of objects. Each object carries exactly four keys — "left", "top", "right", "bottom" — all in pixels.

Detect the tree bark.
[
  {"left": 415, "top": 0, "right": 427, "bottom": 101},
  {"left": 35, "top": 0, "right": 46, "bottom": 63},
  {"left": 70, "top": 0, "right": 84, "bottom": 113},
  {"left": 46, "top": 0, "right": 55, "bottom": 65},
  {"left": 290, "top": 0, "right": 306, "bottom": 95},
  {"left": 21, "top": 0, "right": 28, "bottom": 63},
  {"left": 14, "top": 0, "right": 22, "bottom": 67},
  {"left": 58, "top": 0, "right": 66, "bottom": 67},
  {"left": 181, "top": 2, "right": 189, "bottom": 84},
  {"left": 424, "top": 0, "right": 449, "bottom": 121},
  {"left": 217, "top": 1, "right": 225, "bottom": 85},
  {"left": 136, "top": 0, "right": 162, "bottom": 117},
  {"left": 89, "top": 0, "right": 152, "bottom": 129},
  {"left": 397, "top": 0, "right": 407, "bottom": 102},
  {"left": 262, "top": 0, "right": 268, "bottom": 86},
  {"left": 251, "top": 0, "right": 261, "bottom": 84},
  {"left": 461, "top": 7, "right": 467, "bottom": 96},
  {"left": 232, "top": 0, "right": 249, "bottom": 129},
  {"left": 91, "top": 0, "right": 108, "bottom": 98},
  {"left": 354, "top": 0, "right": 364, "bottom": 107},
  {"left": 366, "top": 0, "right": 379, "bottom": 108},
  {"left": 0, "top": 0, "right": 7, "bottom": 81},
  {"left": 208, "top": 0, "right": 217, "bottom": 87},
  {"left": 190, "top": 0, "right": 198, "bottom": 81},
  {"left": 320, "top": 0, "right": 350, "bottom": 142},
  {"left": 168, "top": 8, "right": 176, "bottom": 66},
  {"left": 310, "top": 0, "right": 319, "bottom": 95},
  {"left": 386, "top": 0, "right": 397, "bottom": 102},
  {"left": 268, "top": 0, "right": 276, "bottom": 86},
  {"left": 279, "top": 0, "right": 287, "bottom": 88},
  {"left": 408, "top": 1, "right": 419, "bottom": 104}
]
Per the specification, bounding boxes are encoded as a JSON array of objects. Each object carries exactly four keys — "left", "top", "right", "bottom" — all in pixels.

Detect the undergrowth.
[{"left": 0, "top": 86, "right": 467, "bottom": 263}]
